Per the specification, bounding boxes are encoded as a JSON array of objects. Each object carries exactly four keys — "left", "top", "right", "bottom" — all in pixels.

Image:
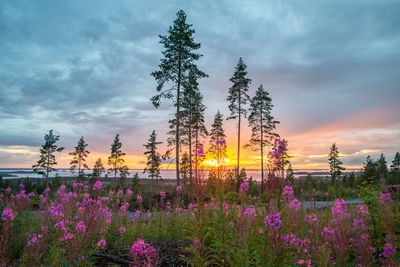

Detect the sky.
[{"left": 1, "top": 0, "right": 399, "bottom": 170}]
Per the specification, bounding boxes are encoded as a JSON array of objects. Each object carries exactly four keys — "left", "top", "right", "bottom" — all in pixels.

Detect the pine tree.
[
  {"left": 246, "top": 84, "right": 279, "bottom": 191},
  {"left": 286, "top": 163, "right": 295, "bottom": 185},
  {"left": 208, "top": 111, "right": 228, "bottom": 181},
  {"left": 143, "top": 130, "right": 163, "bottom": 183},
  {"left": 390, "top": 152, "right": 400, "bottom": 171},
  {"left": 91, "top": 158, "right": 105, "bottom": 181},
  {"left": 348, "top": 172, "right": 355, "bottom": 188},
  {"left": 32, "top": 130, "right": 64, "bottom": 187},
  {"left": 180, "top": 152, "right": 191, "bottom": 184},
  {"left": 209, "top": 111, "right": 226, "bottom": 146},
  {"left": 377, "top": 153, "right": 388, "bottom": 181},
  {"left": 69, "top": 136, "right": 90, "bottom": 182},
  {"left": 328, "top": 143, "right": 345, "bottom": 186},
  {"left": 361, "top": 156, "right": 378, "bottom": 185},
  {"left": 108, "top": 134, "right": 128, "bottom": 180},
  {"left": 151, "top": 10, "right": 207, "bottom": 186},
  {"left": 170, "top": 69, "right": 208, "bottom": 189},
  {"left": 226, "top": 57, "right": 251, "bottom": 191}
]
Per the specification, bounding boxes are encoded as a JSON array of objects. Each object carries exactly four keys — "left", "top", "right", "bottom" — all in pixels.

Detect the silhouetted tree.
[
  {"left": 151, "top": 10, "right": 207, "bottom": 186},
  {"left": 391, "top": 152, "right": 400, "bottom": 171},
  {"left": 328, "top": 143, "right": 345, "bottom": 186},
  {"left": 69, "top": 136, "right": 90, "bottom": 182},
  {"left": 246, "top": 84, "right": 279, "bottom": 191},
  {"left": 108, "top": 134, "right": 128, "bottom": 180},
  {"left": 286, "top": 163, "right": 295, "bottom": 185},
  {"left": 91, "top": 158, "right": 105, "bottom": 183},
  {"left": 377, "top": 153, "right": 388, "bottom": 181},
  {"left": 143, "top": 130, "right": 163, "bottom": 183},
  {"left": 227, "top": 57, "right": 251, "bottom": 191},
  {"left": 33, "top": 130, "right": 64, "bottom": 187}
]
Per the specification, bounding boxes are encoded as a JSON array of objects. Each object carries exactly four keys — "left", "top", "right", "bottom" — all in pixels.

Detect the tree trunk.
[
  {"left": 176, "top": 58, "right": 182, "bottom": 186},
  {"left": 189, "top": 122, "right": 193, "bottom": 193},
  {"left": 237, "top": 96, "right": 241, "bottom": 192},
  {"left": 260, "top": 107, "right": 264, "bottom": 193},
  {"left": 46, "top": 151, "right": 50, "bottom": 188}
]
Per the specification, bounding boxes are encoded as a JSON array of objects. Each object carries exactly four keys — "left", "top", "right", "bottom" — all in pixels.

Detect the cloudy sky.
[{"left": 1, "top": 0, "right": 399, "bottom": 170}]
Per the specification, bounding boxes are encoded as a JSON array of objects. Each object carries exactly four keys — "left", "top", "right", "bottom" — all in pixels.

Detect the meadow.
[{"left": 1, "top": 172, "right": 399, "bottom": 267}]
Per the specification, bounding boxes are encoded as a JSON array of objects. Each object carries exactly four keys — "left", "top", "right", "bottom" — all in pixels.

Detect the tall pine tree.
[
  {"left": 151, "top": 10, "right": 207, "bottom": 186},
  {"left": 328, "top": 143, "right": 345, "bottom": 186},
  {"left": 108, "top": 134, "right": 128, "bottom": 180},
  {"left": 226, "top": 57, "right": 251, "bottom": 191},
  {"left": 69, "top": 136, "right": 90, "bottom": 182},
  {"left": 32, "top": 130, "right": 64, "bottom": 187},
  {"left": 143, "top": 130, "right": 163, "bottom": 183},
  {"left": 246, "top": 84, "right": 279, "bottom": 191}
]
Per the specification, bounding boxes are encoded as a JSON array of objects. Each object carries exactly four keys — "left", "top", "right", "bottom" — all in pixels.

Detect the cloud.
[{"left": 0, "top": 0, "right": 399, "bottom": 169}]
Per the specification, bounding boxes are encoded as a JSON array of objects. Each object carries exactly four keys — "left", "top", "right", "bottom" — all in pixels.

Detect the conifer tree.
[
  {"left": 108, "top": 134, "right": 128, "bottom": 180},
  {"left": 143, "top": 130, "right": 163, "bottom": 183},
  {"left": 151, "top": 10, "right": 207, "bottom": 186},
  {"left": 226, "top": 57, "right": 251, "bottom": 191},
  {"left": 69, "top": 136, "right": 90, "bottom": 182},
  {"left": 390, "top": 152, "right": 400, "bottom": 171},
  {"left": 170, "top": 69, "right": 208, "bottom": 188},
  {"left": 209, "top": 111, "right": 226, "bottom": 147},
  {"left": 180, "top": 152, "right": 191, "bottom": 184},
  {"left": 208, "top": 111, "right": 227, "bottom": 180},
  {"left": 246, "top": 84, "right": 279, "bottom": 190},
  {"left": 377, "top": 153, "right": 388, "bottom": 180},
  {"left": 91, "top": 158, "right": 105, "bottom": 181},
  {"left": 328, "top": 143, "right": 345, "bottom": 186},
  {"left": 286, "top": 163, "right": 295, "bottom": 185},
  {"left": 32, "top": 130, "right": 64, "bottom": 187}
]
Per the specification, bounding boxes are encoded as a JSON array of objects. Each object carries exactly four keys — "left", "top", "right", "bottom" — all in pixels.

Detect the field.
[{"left": 1, "top": 175, "right": 400, "bottom": 267}]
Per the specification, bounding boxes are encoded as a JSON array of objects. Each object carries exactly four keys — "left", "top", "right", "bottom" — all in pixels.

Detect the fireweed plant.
[{"left": 0, "top": 140, "right": 399, "bottom": 266}]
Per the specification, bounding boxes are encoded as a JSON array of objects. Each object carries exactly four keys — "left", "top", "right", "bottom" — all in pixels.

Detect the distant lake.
[{"left": 0, "top": 168, "right": 361, "bottom": 181}]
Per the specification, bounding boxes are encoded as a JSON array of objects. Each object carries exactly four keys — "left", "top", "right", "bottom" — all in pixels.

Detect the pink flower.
[
  {"left": 193, "top": 238, "right": 201, "bottom": 249},
  {"left": 383, "top": 243, "right": 395, "bottom": 257},
  {"left": 75, "top": 221, "right": 86, "bottom": 233},
  {"left": 1, "top": 207, "right": 14, "bottom": 222},
  {"left": 176, "top": 186, "right": 182, "bottom": 194},
  {"left": 160, "top": 191, "right": 166, "bottom": 199},
  {"left": 126, "top": 189, "right": 132, "bottom": 196},
  {"left": 120, "top": 226, "right": 126, "bottom": 234},
  {"left": 379, "top": 193, "right": 392, "bottom": 204},
  {"left": 137, "top": 195, "right": 143, "bottom": 203},
  {"left": 93, "top": 181, "right": 103, "bottom": 191},
  {"left": 239, "top": 180, "right": 249, "bottom": 193},
  {"left": 265, "top": 212, "right": 282, "bottom": 230},
  {"left": 97, "top": 239, "right": 106, "bottom": 249}
]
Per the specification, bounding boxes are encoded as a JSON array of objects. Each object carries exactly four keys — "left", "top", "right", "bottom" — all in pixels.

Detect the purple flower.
[
  {"left": 193, "top": 238, "right": 201, "bottom": 249},
  {"left": 383, "top": 243, "right": 395, "bottom": 257},
  {"left": 1, "top": 207, "right": 14, "bottom": 222},
  {"left": 97, "top": 239, "right": 106, "bottom": 249},
  {"left": 75, "top": 221, "right": 86, "bottom": 233},
  {"left": 18, "top": 183, "right": 25, "bottom": 191},
  {"left": 265, "top": 212, "right": 282, "bottom": 230},
  {"left": 239, "top": 180, "right": 249, "bottom": 193},
  {"left": 160, "top": 191, "right": 166, "bottom": 199},
  {"left": 137, "top": 195, "right": 143, "bottom": 203},
  {"left": 379, "top": 193, "right": 392, "bottom": 204},
  {"left": 176, "top": 186, "right": 182, "bottom": 194},
  {"left": 120, "top": 226, "right": 126, "bottom": 234},
  {"left": 130, "top": 239, "right": 157, "bottom": 260},
  {"left": 93, "top": 181, "right": 103, "bottom": 191},
  {"left": 331, "top": 199, "right": 349, "bottom": 218},
  {"left": 126, "top": 189, "right": 132, "bottom": 196}
]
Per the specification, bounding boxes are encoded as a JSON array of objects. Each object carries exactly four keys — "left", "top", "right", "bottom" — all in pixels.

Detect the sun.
[{"left": 203, "top": 158, "right": 230, "bottom": 167}]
